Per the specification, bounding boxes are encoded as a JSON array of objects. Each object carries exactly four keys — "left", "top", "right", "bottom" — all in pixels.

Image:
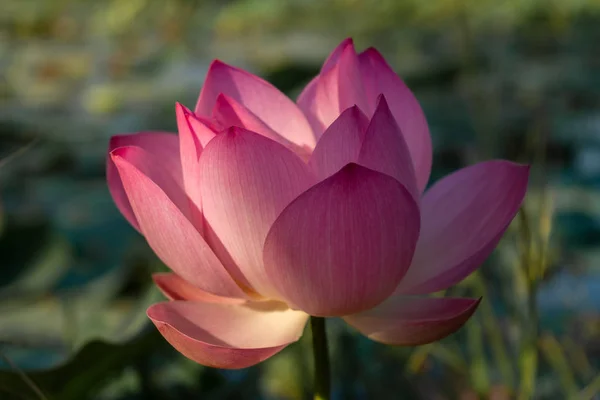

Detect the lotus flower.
[{"left": 107, "top": 38, "right": 528, "bottom": 369}]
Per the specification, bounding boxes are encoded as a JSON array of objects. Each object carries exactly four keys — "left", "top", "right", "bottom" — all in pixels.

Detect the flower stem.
[{"left": 310, "top": 316, "right": 331, "bottom": 400}]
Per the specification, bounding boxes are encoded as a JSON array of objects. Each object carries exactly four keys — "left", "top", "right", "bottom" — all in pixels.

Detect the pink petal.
[
  {"left": 297, "top": 39, "right": 369, "bottom": 138},
  {"left": 111, "top": 146, "right": 189, "bottom": 217},
  {"left": 196, "top": 60, "right": 315, "bottom": 148},
  {"left": 296, "top": 76, "right": 329, "bottom": 138},
  {"left": 199, "top": 127, "right": 316, "bottom": 297},
  {"left": 175, "top": 104, "right": 212, "bottom": 230},
  {"left": 343, "top": 296, "right": 480, "bottom": 345},
  {"left": 308, "top": 105, "right": 369, "bottom": 179},
  {"left": 358, "top": 48, "right": 432, "bottom": 192},
  {"left": 107, "top": 132, "right": 180, "bottom": 231},
  {"left": 357, "top": 95, "right": 419, "bottom": 199},
  {"left": 153, "top": 273, "right": 246, "bottom": 304},
  {"left": 336, "top": 41, "right": 370, "bottom": 114},
  {"left": 321, "top": 38, "right": 354, "bottom": 73},
  {"left": 211, "top": 94, "right": 308, "bottom": 158},
  {"left": 176, "top": 102, "right": 217, "bottom": 152},
  {"left": 263, "top": 164, "right": 420, "bottom": 317},
  {"left": 396, "top": 161, "right": 530, "bottom": 294},
  {"left": 112, "top": 151, "right": 249, "bottom": 300},
  {"left": 187, "top": 112, "right": 218, "bottom": 148},
  {"left": 147, "top": 300, "right": 308, "bottom": 369}
]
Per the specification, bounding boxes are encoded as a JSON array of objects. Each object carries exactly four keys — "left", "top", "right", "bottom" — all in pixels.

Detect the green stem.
[
  {"left": 517, "top": 206, "right": 540, "bottom": 400},
  {"left": 310, "top": 316, "right": 331, "bottom": 400}
]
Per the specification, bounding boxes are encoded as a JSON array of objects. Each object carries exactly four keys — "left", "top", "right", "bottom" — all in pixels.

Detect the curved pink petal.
[
  {"left": 112, "top": 151, "right": 249, "bottom": 300},
  {"left": 199, "top": 127, "right": 316, "bottom": 297},
  {"left": 358, "top": 48, "right": 432, "bottom": 192},
  {"left": 187, "top": 112, "right": 218, "bottom": 148},
  {"left": 336, "top": 41, "right": 370, "bottom": 114},
  {"left": 296, "top": 76, "right": 328, "bottom": 138},
  {"left": 308, "top": 105, "right": 369, "bottom": 179},
  {"left": 396, "top": 161, "right": 530, "bottom": 294},
  {"left": 196, "top": 60, "right": 315, "bottom": 148},
  {"left": 107, "top": 132, "right": 180, "bottom": 231},
  {"left": 321, "top": 38, "right": 354, "bottom": 73},
  {"left": 263, "top": 164, "right": 420, "bottom": 317},
  {"left": 111, "top": 146, "right": 189, "bottom": 217},
  {"left": 357, "top": 95, "right": 418, "bottom": 199},
  {"left": 175, "top": 104, "right": 213, "bottom": 230},
  {"left": 343, "top": 296, "right": 480, "bottom": 345},
  {"left": 297, "top": 39, "right": 369, "bottom": 138},
  {"left": 211, "top": 94, "right": 309, "bottom": 159},
  {"left": 176, "top": 103, "right": 217, "bottom": 154},
  {"left": 147, "top": 300, "right": 308, "bottom": 369},
  {"left": 153, "top": 273, "right": 246, "bottom": 304}
]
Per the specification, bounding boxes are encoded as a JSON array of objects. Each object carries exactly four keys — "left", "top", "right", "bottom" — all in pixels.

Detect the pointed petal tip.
[
  {"left": 110, "top": 145, "right": 149, "bottom": 162},
  {"left": 110, "top": 146, "right": 130, "bottom": 160},
  {"left": 109, "top": 149, "right": 121, "bottom": 160},
  {"left": 359, "top": 46, "right": 383, "bottom": 60},
  {"left": 208, "top": 58, "right": 228, "bottom": 71},
  {"left": 215, "top": 92, "right": 228, "bottom": 103},
  {"left": 108, "top": 134, "right": 138, "bottom": 151},
  {"left": 371, "top": 94, "right": 394, "bottom": 116},
  {"left": 375, "top": 93, "right": 388, "bottom": 105},
  {"left": 175, "top": 102, "right": 192, "bottom": 115},
  {"left": 341, "top": 37, "right": 357, "bottom": 52},
  {"left": 206, "top": 59, "right": 246, "bottom": 78},
  {"left": 346, "top": 104, "right": 362, "bottom": 116}
]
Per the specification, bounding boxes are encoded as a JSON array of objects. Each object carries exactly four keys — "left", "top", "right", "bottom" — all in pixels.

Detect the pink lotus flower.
[{"left": 107, "top": 38, "right": 528, "bottom": 369}]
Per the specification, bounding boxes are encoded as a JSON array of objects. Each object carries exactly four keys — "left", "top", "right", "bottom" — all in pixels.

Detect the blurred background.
[{"left": 0, "top": 0, "right": 599, "bottom": 399}]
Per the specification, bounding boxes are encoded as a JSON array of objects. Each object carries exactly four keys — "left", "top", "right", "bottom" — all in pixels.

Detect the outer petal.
[
  {"left": 263, "top": 164, "right": 420, "bottom": 317},
  {"left": 112, "top": 151, "right": 249, "bottom": 300},
  {"left": 308, "top": 105, "right": 369, "bottom": 179},
  {"left": 199, "top": 127, "right": 316, "bottom": 297},
  {"left": 153, "top": 273, "right": 246, "bottom": 304},
  {"left": 343, "top": 296, "right": 480, "bottom": 345},
  {"left": 357, "top": 95, "right": 419, "bottom": 200},
  {"left": 107, "top": 132, "right": 180, "bottom": 231},
  {"left": 196, "top": 60, "right": 315, "bottom": 148},
  {"left": 396, "top": 161, "right": 530, "bottom": 294},
  {"left": 358, "top": 48, "right": 432, "bottom": 192},
  {"left": 111, "top": 146, "right": 189, "bottom": 217},
  {"left": 147, "top": 300, "right": 308, "bottom": 369}
]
